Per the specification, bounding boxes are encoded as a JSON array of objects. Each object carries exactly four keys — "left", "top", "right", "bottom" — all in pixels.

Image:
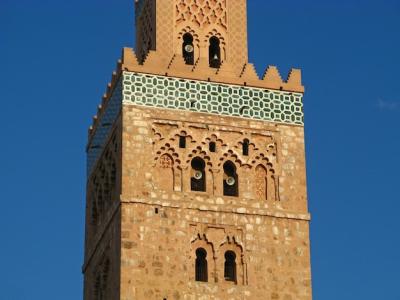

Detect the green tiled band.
[{"left": 122, "top": 72, "right": 304, "bottom": 126}]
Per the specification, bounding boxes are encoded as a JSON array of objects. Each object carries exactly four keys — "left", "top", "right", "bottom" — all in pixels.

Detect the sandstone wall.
[{"left": 119, "top": 104, "right": 312, "bottom": 300}]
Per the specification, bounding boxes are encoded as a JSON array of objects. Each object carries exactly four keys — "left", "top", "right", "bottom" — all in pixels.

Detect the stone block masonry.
[{"left": 83, "top": 0, "right": 312, "bottom": 298}]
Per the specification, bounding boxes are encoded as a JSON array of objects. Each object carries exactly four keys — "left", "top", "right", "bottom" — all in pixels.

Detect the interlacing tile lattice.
[
  {"left": 88, "top": 72, "right": 304, "bottom": 176},
  {"left": 122, "top": 72, "right": 304, "bottom": 125},
  {"left": 87, "top": 80, "right": 122, "bottom": 175}
]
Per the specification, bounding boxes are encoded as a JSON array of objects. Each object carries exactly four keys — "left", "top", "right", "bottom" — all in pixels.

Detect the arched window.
[
  {"left": 182, "top": 33, "right": 194, "bottom": 65},
  {"left": 224, "top": 251, "right": 237, "bottom": 282},
  {"left": 223, "top": 161, "right": 238, "bottom": 197},
  {"left": 242, "top": 139, "right": 249, "bottom": 156},
  {"left": 209, "top": 36, "right": 221, "bottom": 68},
  {"left": 195, "top": 248, "right": 208, "bottom": 282},
  {"left": 191, "top": 157, "right": 206, "bottom": 192}
]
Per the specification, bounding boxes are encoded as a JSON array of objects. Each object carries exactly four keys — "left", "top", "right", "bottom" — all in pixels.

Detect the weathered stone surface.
[{"left": 83, "top": 1, "right": 312, "bottom": 299}]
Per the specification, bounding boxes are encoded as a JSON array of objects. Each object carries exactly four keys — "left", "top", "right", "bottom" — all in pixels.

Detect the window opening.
[
  {"left": 242, "top": 139, "right": 249, "bottom": 156},
  {"left": 191, "top": 157, "right": 206, "bottom": 192},
  {"left": 195, "top": 248, "right": 208, "bottom": 282},
  {"left": 179, "top": 136, "right": 186, "bottom": 148},
  {"left": 209, "top": 36, "right": 221, "bottom": 68},
  {"left": 224, "top": 251, "right": 237, "bottom": 282},
  {"left": 209, "top": 142, "right": 216, "bottom": 153},
  {"left": 182, "top": 33, "right": 194, "bottom": 65},
  {"left": 223, "top": 161, "right": 238, "bottom": 197}
]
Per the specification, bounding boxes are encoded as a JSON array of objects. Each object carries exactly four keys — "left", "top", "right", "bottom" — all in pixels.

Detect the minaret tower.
[{"left": 83, "top": 1, "right": 312, "bottom": 299}]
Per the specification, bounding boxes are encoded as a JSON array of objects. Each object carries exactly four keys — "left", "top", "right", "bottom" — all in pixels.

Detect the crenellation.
[
  {"left": 117, "top": 47, "right": 305, "bottom": 92},
  {"left": 88, "top": 0, "right": 305, "bottom": 156},
  {"left": 84, "top": 1, "right": 311, "bottom": 299}
]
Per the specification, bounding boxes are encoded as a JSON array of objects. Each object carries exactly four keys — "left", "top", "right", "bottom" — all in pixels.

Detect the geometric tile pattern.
[
  {"left": 87, "top": 71, "right": 304, "bottom": 177},
  {"left": 87, "top": 79, "right": 122, "bottom": 176},
  {"left": 122, "top": 72, "right": 304, "bottom": 125},
  {"left": 175, "top": 0, "right": 227, "bottom": 30}
]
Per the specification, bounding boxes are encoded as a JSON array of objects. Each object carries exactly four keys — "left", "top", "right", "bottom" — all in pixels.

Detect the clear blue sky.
[{"left": 1, "top": 0, "right": 399, "bottom": 299}]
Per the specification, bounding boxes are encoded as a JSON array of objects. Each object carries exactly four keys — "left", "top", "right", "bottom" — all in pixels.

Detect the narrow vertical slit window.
[
  {"left": 242, "top": 139, "right": 249, "bottom": 156},
  {"left": 179, "top": 136, "right": 186, "bottom": 148},
  {"left": 209, "top": 142, "right": 216, "bottom": 153}
]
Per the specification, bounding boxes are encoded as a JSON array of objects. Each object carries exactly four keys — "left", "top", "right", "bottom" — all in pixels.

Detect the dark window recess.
[
  {"left": 179, "top": 136, "right": 186, "bottom": 148},
  {"left": 242, "top": 139, "right": 249, "bottom": 156},
  {"left": 223, "top": 161, "right": 238, "bottom": 197},
  {"left": 209, "top": 36, "right": 221, "bottom": 68},
  {"left": 182, "top": 33, "right": 194, "bottom": 65},
  {"left": 155, "top": 208, "right": 159, "bottom": 214},
  {"left": 224, "top": 251, "right": 237, "bottom": 282},
  {"left": 191, "top": 157, "right": 206, "bottom": 192},
  {"left": 209, "top": 142, "right": 216, "bottom": 153},
  {"left": 195, "top": 248, "right": 208, "bottom": 282}
]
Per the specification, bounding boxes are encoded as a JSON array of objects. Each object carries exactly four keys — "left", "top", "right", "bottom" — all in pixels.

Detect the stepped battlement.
[
  {"left": 83, "top": 2, "right": 312, "bottom": 299},
  {"left": 88, "top": 47, "right": 304, "bottom": 147}
]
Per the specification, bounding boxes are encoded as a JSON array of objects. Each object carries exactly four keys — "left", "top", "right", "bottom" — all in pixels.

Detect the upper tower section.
[
  {"left": 87, "top": 0, "right": 305, "bottom": 176},
  {"left": 135, "top": 0, "right": 248, "bottom": 73}
]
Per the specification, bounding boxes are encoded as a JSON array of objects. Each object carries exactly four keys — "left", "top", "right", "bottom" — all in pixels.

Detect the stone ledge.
[{"left": 120, "top": 197, "right": 311, "bottom": 221}]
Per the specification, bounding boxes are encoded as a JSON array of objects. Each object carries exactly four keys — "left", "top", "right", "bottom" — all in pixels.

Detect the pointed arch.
[
  {"left": 154, "top": 142, "right": 183, "bottom": 192},
  {"left": 185, "top": 148, "right": 212, "bottom": 193},
  {"left": 217, "top": 237, "right": 246, "bottom": 285},
  {"left": 204, "top": 28, "right": 226, "bottom": 58},
  {"left": 176, "top": 26, "right": 200, "bottom": 64},
  {"left": 217, "top": 150, "right": 243, "bottom": 168},
  {"left": 201, "top": 134, "right": 227, "bottom": 156},
  {"left": 190, "top": 234, "right": 216, "bottom": 283},
  {"left": 251, "top": 153, "right": 279, "bottom": 201},
  {"left": 255, "top": 165, "right": 268, "bottom": 201}
]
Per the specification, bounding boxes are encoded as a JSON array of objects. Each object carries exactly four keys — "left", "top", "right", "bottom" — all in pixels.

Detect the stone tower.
[{"left": 83, "top": 0, "right": 312, "bottom": 299}]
